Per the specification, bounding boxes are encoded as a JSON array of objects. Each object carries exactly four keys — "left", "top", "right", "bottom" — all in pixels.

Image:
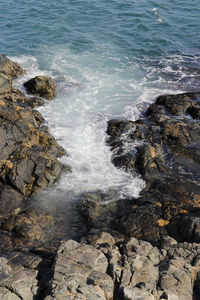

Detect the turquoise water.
[{"left": 1, "top": 1, "right": 200, "bottom": 232}]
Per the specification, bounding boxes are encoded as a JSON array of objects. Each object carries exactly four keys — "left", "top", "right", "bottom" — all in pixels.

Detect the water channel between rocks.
[{"left": 11, "top": 50, "right": 200, "bottom": 242}]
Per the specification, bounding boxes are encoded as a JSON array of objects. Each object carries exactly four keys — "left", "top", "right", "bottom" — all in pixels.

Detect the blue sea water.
[{"left": 1, "top": 0, "right": 200, "bottom": 235}]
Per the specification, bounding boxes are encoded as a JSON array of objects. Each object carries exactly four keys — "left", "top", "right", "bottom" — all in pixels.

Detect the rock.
[
  {"left": 2, "top": 207, "right": 54, "bottom": 242},
  {"left": 5, "top": 89, "right": 45, "bottom": 108},
  {"left": 0, "top": 55, "right": 25, "bottom": 79},
  {"left": 123, "top": 285, "right": 155, "bottom": 300},
  {"left": 78, "top": 191, "right": 119, "bottom": 230},
  {"left": 24, "top": 75, "right": 56, "bottom": 100},
  {"left": 45, "top": 240, "right": 113, "bottom": 300},
  {"left": 0, "top": 98, "right": 67, "bottom": 196},
  {"left": 0, "top": 55, "right": 70, "bottom": 256},
  {"left": 0, "top": 74, "right": 11, "bottom": 94},
  {"left": 105, "top": 91, "right": 200, "bottom": 246},
  {"left": 0, "top": 55, "right": 25, "bottom": 95},
  {"left": 0, "top": 251, "right": 42, "bottom": 300},
  {"left": 156, "top": 92, "right": 200, "bottom": 117},
  {"left": 87, "top": 229, "right": 116, "bottom": 247},
  {"left": 159, "top": 259, "right": 196, "bottom": 300},
  {"left": 112, "top": 152, "right": 137, "bottom": 172},
  {"left": 0, "top": 183, "right": 24, "bottom": 221}
]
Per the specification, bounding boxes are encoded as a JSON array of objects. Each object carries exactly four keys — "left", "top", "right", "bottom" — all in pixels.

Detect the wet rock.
[
  {"left": 24, "top": 75, "right": 56, "bottom": 100},
  {"left": 112, "top": 152, "right": 137, "bottom": 172},
  {"left": 78, "top": 192, "right": 119, "bottom": 230},
  {"left": 0, "top": 183, "right": 24, "bottom": 221},
  {"left": 4, "top": 89, "right": 45, "bottom": 108},
  {"left": 0, "top": 55, "right": 25, "bottom": 95},
  {"left": 0, "top": 98, "right": 67, "bottom": 196},
  {"left": 156, "top": 92, "right": 200, "bottom": 117},
  {"left": 0, "top": 55, "right": 70, "bottom": 257},
  {"left": 107, "top": 119, "right": 135, "bottom": 141},
  {"left": 105, "top": 91, "right": 200, "bottom": 246},
  {"left": 162, "top": 119, "right": 200, "bottom": 146},
  {"left": 112, "top": 204, "right": 162, "bottom": 244},
  {"left": 136, "top": 143, "right": 167, "bottom": 181},
  {"left": 0, "top": 55, "right": 25, "bottom": 79},
  {"left": 2, "top": 207, "right": 54, "bottom": 242}
]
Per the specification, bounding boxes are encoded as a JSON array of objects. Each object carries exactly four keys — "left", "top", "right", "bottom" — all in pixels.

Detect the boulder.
[
  {"left": 45, "top": 240, "right": 113, "bottom": 300},
  {"left": 24, "top": 75, "right": 56, "bottom": 99}
]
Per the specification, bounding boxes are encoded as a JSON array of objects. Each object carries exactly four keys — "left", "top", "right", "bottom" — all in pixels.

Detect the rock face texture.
[
  {"left": 84, "top": 91, "right": 200, "bottom": 246},
  {"left": 42, "top": 231, "right": 200, "bottom": 300},
  {"left": 0, "top": 55, "right": 69, "bottom": 264},
  {"left": 0, "top": 251, "right": 42, "bottom": 300},
  {"left": 45, "top": 239, "right": 113, "bottom": 300},
  {"left": 1, "top": 55, "right": 200, "bottom": 300},
  {"left": 24, "top": 75, "right": 57, "bottom": 99}
]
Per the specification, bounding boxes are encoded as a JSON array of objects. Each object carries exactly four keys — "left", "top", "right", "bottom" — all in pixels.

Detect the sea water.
[{"left": 0, "top": 0, "right": 200, "bottom": 238}]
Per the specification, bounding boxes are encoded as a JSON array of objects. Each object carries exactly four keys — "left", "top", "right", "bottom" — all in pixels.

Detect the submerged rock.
[{"left": 24, "top": 75, "right": 57, "bottom": 99}]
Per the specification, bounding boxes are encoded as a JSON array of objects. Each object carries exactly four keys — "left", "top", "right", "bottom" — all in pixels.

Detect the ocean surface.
[{"left": 1, "top": 0, "right": 200, "bottom": 238}]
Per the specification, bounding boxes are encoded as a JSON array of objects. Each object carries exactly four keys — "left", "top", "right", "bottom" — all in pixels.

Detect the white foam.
[
  {"left": 11, "top": 51, "right": 147, "bottom": 203},
  {"left": 11, "top": 50, "right": 194, "bottom": 206}
]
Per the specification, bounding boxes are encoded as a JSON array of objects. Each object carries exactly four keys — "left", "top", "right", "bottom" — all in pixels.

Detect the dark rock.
[
  {"left": 136, "top": 143, "right": 167, "bottom": 181},
  {"left": 112, "top": 152, "right": 137, "bottom": 172},
  {"left": 2, "top": 207, "right": 54, "bottom": 242},
  {"left": 0, "top": 55, "right": 25, "bottom": 96},
  {"left": 112, "top": 203, "right": 163, "bottom": 245},
  {"left": 162, "top": 119, "right": 200, "bottom": 146},
  {"left": 105, "top": 91, "right": 200, "bottom": 246},
  {"left": 0, "top": 98, "right": 67, "bottom": 195},
  {"left": 0, "top": 55, "right": 25, "bottom": 78},
  {"left": 24, "top": 75, "right": 56, "bottom": 100},
  {"left": 156, "top": 92, "right": 200, "bottom": 116},
  {"left": 0, "top": 183, "right": 24, "bottom": 221}
]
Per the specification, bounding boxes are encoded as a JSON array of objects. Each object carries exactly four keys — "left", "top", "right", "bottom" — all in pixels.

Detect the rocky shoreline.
[{"left": 0, "top": 55, "right": 200, "bottom": 299}]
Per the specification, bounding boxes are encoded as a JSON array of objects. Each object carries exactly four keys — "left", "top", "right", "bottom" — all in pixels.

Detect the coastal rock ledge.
[
  {"left": 1, "top": 54, "right": 200, "bottom": 300},
  {"left": 0, "top": 55, "right": 69, "bottom": 267}
]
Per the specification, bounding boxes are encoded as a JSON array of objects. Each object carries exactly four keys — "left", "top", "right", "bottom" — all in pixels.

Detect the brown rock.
[{"left": 24, "top": 75, "right": 56, "bottom": 99}]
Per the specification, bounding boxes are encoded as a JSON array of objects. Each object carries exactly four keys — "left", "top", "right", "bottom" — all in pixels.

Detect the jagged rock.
[
  {"left": 105, "top": 91, "right": 200, "bottom": 246},
  {"left": 0, "top": 251, "right": 42, "bottom": 300},
  {"left": 78, "top": 192, "right": 119, "bottom": 230},
  {"left": 0, "top": 55, "right": 25, "bottom": 79},
  {"left": 112, "top": 152, "right": 137, "bottom": 172},
  {"left": 2, "top": 207, "right": 54, "bottom": 242},
  {"left": 4, "top": 88, "right": 45, "bottom": 107},
  {"left": 0, "top": 55, "right": 70, "bottom": 254},
  {"left": 112, "top": 204, "right": 162, "bottom": 244},
  {"left": 24, "top": 75, "right": 56, "bottom": 99},
  {"left": 0, "top": 183, "right": 24, "bottom": 221},
  {"left": 45, "top": 240, "right": 113, "bottom": 300},
  {"left": 156, "top": 92, "right": 200, "bottom": 117},
  {"left": 0, "top": 55, "right": 25, "bottom": 95},
  {"left": 0, "top": 98, "right": 67, "bottom": 195}
]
